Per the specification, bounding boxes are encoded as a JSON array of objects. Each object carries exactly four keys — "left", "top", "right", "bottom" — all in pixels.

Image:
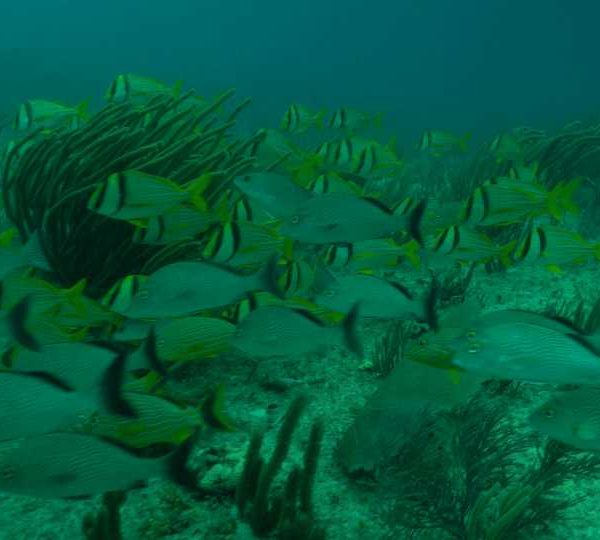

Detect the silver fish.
[
  {"left": 123, "top": 259, "right": 279, "bottom": 319},
  {"left": 234, "top": 172, "right": 313, "bottom": 219},
  {"left": 280, "top": 192, "right": 425, "bottom": 245},
  {"left": 232, "top": 304, "right": 362, "bottom": 357},
  {"left": 449, "top": 310, "right": 600, "bottom": 385},
  {"left": 314, "top": 273, "right": 425, "bottom": 320},
  {"left": 0, "top": 432, "right": 193, "bottom": 498},
  {"left": 0, "top": 353, "right": 133, "bottom": 441}
]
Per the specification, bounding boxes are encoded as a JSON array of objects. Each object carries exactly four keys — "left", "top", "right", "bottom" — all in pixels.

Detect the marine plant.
[
  {"left": 371, "top": 320, "right": 414, "bottom": 377},
  {"left": 375, "top": 391, "right": 600, "bottom": 539},
  {"left": 1, "top": 89, "right": 260, "bottom": 297},
  {"left": 82, "top": 491, "right": 126, "bottom": 540},
  {"left": 235, "top": 395, "right": 327, "bottom": 539}
]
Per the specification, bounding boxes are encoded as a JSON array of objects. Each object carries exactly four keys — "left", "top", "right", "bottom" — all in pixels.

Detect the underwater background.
[{"left": 1, "top": 1, "right": 600, "bottom": 539}]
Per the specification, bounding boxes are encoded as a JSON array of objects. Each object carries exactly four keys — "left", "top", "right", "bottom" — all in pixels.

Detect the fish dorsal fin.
[
  {"left": 290, "top": 307, "right": 326, "bottom": 327},
  {"left": 8, "top": 369, "right": 74, "bottom": 392},
  {"left": 360, "top": 196, "right": 393, "bottom": 215},
  {"left": 388, "top": 280, "right": 414, "bottom": 300},
  {"left": 566, "top": 332, "right": 600, "bottom": 357}
]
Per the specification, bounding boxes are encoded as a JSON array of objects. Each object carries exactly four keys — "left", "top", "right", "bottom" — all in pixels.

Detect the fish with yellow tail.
[
  {"left": 88, "top": 170, "right": 211, "bottom": 220},
  {"left": 105, "top": 74, "right": 183, "bottom": 102},
  {"left": 14, "top": 99, "right": 89, "bottom": 131},
  {"left": 513, "top": 224, "right": 600, "bottom": 273},
  {"left": 280, "top": 104, "right": 325, "bottom": 133},
  {"left": 76, "top": 385, "right": 234, "bottom": 448},
  {"left": 462, "top": 176, "right": 580, "bottom": 226},
  {"left": 425, "top": 224, "right": 515, "bottom": 268}
]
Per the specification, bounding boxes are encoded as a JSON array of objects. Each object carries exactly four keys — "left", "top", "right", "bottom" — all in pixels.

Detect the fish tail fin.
[
  {"left": 23, "top": 232, "right": 51, "bottom": 271},
  {"left": 498, "top": 240, "right": 517, "bottom": 268},
  {"left": 341, "top": 302, "right": 363, "bottom": 356},
  {"left": 548, "top": 178, "right": 581, "bottom": 219},
  {"left": 314, "top": 109, "right": 326, "bottom": 129},
  {"left": 76, "top": 99, "right": 90, "bottom": 120},
  {"left": 402, "top": 239, "right": 422, "bottom": 269},
  {"left": 459, "top": 132, "right": 472, "bottom": 152},
  {"left": 185, "top": 173, "right": 212, "bottom": 211},
  {"left": 7, "top": 296, "right": 40, "bottom": 351},
  {"left": 594, "top": 243, "right": 600, "bottom": 262},
  {"left": 200, "top": 384, "right": 236, "bottom": 431},
  {"left": 64, "top": 278, "right": 88, "bottom": 313},
  {"left": 143, "top": 327, "right": 169, "bottom": 380},
  {"left": 101, "top": 352, "right": 136, "bottom": 418},
  {"left": 404, "top": 199, "right": 427, "bottom": 246},
  {"left": 423, "top": 276, "right": 440, "bottom": 332},
  {"left": 260, "top": 255, "right": 284, "bottom": 298},
  {"left": 165, "top": 430, "right": 199, "bottom": 493}
]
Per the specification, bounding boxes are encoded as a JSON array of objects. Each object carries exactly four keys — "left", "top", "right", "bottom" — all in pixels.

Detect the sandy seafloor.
[{"left": 0, "top": 262, "right": 599, "bottom": 540}]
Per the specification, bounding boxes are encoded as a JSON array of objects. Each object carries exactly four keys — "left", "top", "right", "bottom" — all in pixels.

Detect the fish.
[
  {"left": 123, "top": 258, "right": 280, "bottom": 319},
  {"left": 9, "top": 332, "right": 166, "bottom": 392},
  {"left": 0, "top": 277, "right": 89, "bottom": 349},
  {"left": 0, "top": 431, "right": 194, "bottom": 498},
  {"left": 328, "top": 108, "right": 383, "bottom": 132},
  {"left": 101, "top": 275, "right": 148, "bottom": 314},
  {"left": 0, "top": 352, "right": 134, "bottom": 441},
  {"left": 0, "top": 230, "right": 50, "bottom": 279},
  {"left": 425, "top": 224, "right": 515, "bottom": 267},
  {"left": 2, "top": 271, "right": 117, "bottom": 332},
  {"left": 489, "top": 133, "right": 523, "bottom": 162},
  {"left": 233, "top": 172, "right": 313, "bottom": 219},
  {"left": 232, "top": 303, "right": 362, "bottom": 358},
  {"left": 321, "top": 238, "right": 420, "bottom": 273},
  {"left": 461, "top": 177, "right": 580, "bottom": 226},
  {"left": 200, "top": 220, "right": 289, "bottom": 268},
  {"left": 247, "top": 128, "right": 306, "bottom": 171},
  {"left": 529, "top": 387, "right": 600, "bottom": 450},
  {"left": 306, "top": 172, "right": 363, "bottom": 196},
  {"left": 275, "top": 257, "right": 322, "bottom": 297},
  {"left": 448, "top": 309, "right": 600, "bottom": 385},
  {"left": 14, "top": 99, "right": 89, "bottom": 131},
  {"left": 313, "top": 273, "right": 426, "bottom": 320},
  {"left": 416, "top": 130, "right": 471, "bottom": 154},
  {"left": 131, "top": 206, "right": 218, "bottom": 245},
  {"left": 76, "top": 386, "right": 234, "bottom": 448},
  {"left": 149, "top": 316, "right": 236, "bottom": 363},
  {"left": 315, "top": 137, "right": 402, "bottom": 177},
  {"left": 105, "top": 74, "right": 183, "bottom": 102},
  {"left": 279, "top": 192, "right": 426, "bottom": 245},
  {"left": 280, "top": 104, "right": 325, "bottom": 133},
  {"left": 88, "top": 170, "right": 210, "bottom": 221},
  {"left": 513, "top": 224, "right": 600, "bottom": 272}
]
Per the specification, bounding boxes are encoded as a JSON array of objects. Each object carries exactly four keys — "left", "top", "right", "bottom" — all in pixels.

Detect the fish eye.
[
  {"left": 325, "top": 289, "right": 336, "bottom": 297},
  {"left": 466, "top": 330, "right": 476, "bottom": 338},
  {"left": 290, "top": 215, "right": 300, "bottom": 225},
  {"left": 418, "top": 338, "right": 428, "bottom": 346},
  {"left": 543, "top": 408, "right": 555, "bottom": 419}
]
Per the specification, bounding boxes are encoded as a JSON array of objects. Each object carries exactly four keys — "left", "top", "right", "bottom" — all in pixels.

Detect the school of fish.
[{"left": 0, "top": 73, "right": 599, "bottom": 500}]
